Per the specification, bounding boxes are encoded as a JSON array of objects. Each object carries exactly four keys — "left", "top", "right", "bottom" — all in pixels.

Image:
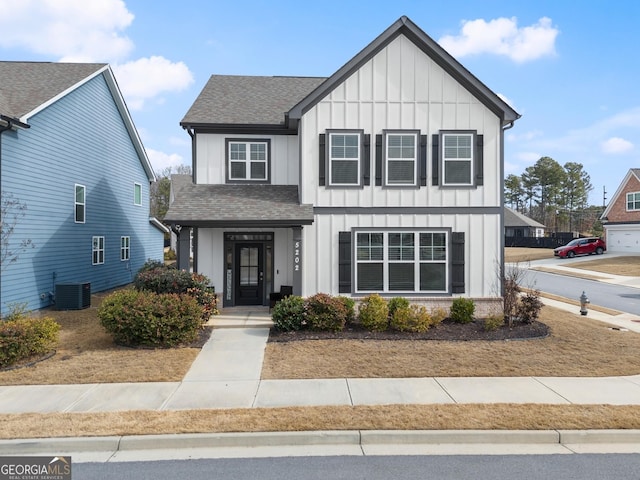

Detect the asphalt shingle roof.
[
  {"left": 504, "top": 207, "right": 546, "bottom": 229},
  {"left": 164, "top": 184, "right": 313, "bottom": 226},
  {"left": 0, "top": 62, "right": 106, "bottom": 119},
  {"left": 180, "top": 75, "right": 327, "bottom": 126}
]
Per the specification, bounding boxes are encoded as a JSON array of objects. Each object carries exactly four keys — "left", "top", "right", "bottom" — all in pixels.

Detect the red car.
[{"left": 554, "top": 237, "right": 606, "bottom": 258}]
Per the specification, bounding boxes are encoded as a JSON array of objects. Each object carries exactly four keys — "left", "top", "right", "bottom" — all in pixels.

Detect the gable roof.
[
  {"left": 504, "top": 207, "right": 546, "bottom": 229},
  {"left": 164, "top": 184, "right": 314, "bottom": 227},
  {"left": 288, "top": 15, "right": 519, "bottom": 129},
  {"left": 0, "top": 61, "right": 155, "bottom": 182},
  {"left": 180, "top": 76, "right": 326, "bottom": 129},
  {"left": 601, "top": 168, "right": 640, "bottom": 219}
]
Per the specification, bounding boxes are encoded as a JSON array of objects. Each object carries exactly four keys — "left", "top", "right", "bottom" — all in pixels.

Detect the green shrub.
[
  {"left": 306, "top": 293, "right": 348, "bottom": 332},
  {"left": 388, "top": 297, "right": 409, "bottom": 318},
  {"left": 358, "top": 294, "right": 389, "bottom": 332},
  {"left": 517, "top": 290, "right": 543, "bottom": 324},
  {"left": 164, "top": 249, "right": 177, "bottom": 261},
  {"left": 0, "top": 316, "right": 60, "bottom": 368},
  {"left": 337, "top": 296, "right": 356, "bottom": 324},
  {"left": 390, "top": 304, "right": 432, "bottom": 333},
  {"left": 450, "top": 297, "right": 475, "bottom": 324},
  {"left": 430, "top": 307, "right": 448, "bottom": 326},
  {"left": 483, "top": 314, "right": 505, "bottom": 331},
  {"left": 98, "top": 289, "right": 203, "bottom": 347},
  {"left": 271, "top": 295, "right": 307, "bottom": 332},
  {"left": 134, "top": 266, "right": 217, "bottom": 319}
]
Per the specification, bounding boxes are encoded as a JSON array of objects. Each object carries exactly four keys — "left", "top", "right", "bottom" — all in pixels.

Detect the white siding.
[
  {"left": 303, "top": 213, "right": 501, "bottom": 299},
  {"left": 195, "top": 134, "right": 299, "bottom": 185},
  {"left": 300, "top": 34, "right": 502, "bottom": 209}
]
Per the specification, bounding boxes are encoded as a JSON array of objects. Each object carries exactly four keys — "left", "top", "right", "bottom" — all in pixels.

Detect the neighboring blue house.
[{"left": 0, "top": 62, "right": 167, "bottom": 315}]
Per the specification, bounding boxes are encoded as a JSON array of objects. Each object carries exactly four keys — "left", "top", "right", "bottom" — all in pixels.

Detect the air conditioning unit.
[{"left": 56, "top": 282, "right": 91, "bottom": 310}]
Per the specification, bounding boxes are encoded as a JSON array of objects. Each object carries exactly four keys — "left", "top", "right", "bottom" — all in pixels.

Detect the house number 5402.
[{"left": 294, "top": 241, "right": 300, "bottom": 271}]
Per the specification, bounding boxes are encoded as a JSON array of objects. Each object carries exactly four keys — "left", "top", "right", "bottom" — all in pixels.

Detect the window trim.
[
  {"left": 134, "top": 183, "right": 142, "bottom": 206},
  {"left": 120, "top": 236, "right": 130, "bottom": 261},
  {"left": 92, "top": 236, "right": 105, "bottom": 265},
  {"left": 225, "top": 138, "right": 271, "bottom": 183},
  {"left": 353, "top": 228, "right": 449, "bottom": 294},
  {"left": 627, "top": 192, "right": 640, "bottom": 211},
  {"left": 326, "top": 129, "right": 364, "bottom": 188},
  {"left": 440, "top": 130, "right": 476, "bottom": 187},
  {"left": 75, "top": 184, "right": 86, "bottom": 224},
  {"left": 383, "top": 130, "right": 420, "bottom": 187}
]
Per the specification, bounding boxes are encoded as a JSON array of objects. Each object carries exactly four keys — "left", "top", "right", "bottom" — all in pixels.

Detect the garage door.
[{"left": 607, "top": 229, "right": 640, "bottom": 253}]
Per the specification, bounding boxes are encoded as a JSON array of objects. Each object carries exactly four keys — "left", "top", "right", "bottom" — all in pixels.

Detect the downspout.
[
  {"left": 182, "top": 126, "right": 197, "bottom": 272},
  {"left": 499, "top": 119, "right": 517, "bottom": 298}
]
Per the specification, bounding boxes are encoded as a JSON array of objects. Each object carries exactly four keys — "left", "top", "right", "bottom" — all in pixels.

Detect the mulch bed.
[{"left": 268, "top": 319, "right": 549, "bottom": 342}]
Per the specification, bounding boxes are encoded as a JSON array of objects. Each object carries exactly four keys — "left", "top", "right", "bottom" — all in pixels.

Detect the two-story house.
[
  {"left": 0, "top": 62, "right": 167, "bottom": 315},
  {"left": 165, "top": 16, "right": 520, "bottom": 314},
  {"left": 600, "top": 168, "right": 640, "bottom": 253}
]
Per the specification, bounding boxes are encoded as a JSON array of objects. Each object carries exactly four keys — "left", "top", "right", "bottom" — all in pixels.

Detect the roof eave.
[{"left": 180, "top": 122, "right": 297, "bottom": 135}]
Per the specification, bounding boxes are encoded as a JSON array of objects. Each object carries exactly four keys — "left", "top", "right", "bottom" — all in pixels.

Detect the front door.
[{"left": 235, "top": 243, "right": 264, "bottom": 305}]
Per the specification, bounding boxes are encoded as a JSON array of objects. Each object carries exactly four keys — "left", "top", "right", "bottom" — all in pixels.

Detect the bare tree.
[{"left": 1, "top": 191, "right": 34, "bottom": 272}]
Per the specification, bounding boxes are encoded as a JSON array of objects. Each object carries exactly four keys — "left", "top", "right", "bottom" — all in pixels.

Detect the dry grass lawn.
[
  {"left": 505, "top": 247, "right": 553, "bottom": 263},
  {"left": 3, "top": 404, "right": 640, "bottom": 440},
  {"left": 0, "top": 291, "right": 201, "bottom": 386},
  {"left": 570, "top": 255, "right": 640, "bottom": 276}
]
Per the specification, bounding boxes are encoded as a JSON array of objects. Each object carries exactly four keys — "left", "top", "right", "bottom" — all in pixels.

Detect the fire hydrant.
[{"left": 579, "top": 291, "right": 590, "bottom": 316}]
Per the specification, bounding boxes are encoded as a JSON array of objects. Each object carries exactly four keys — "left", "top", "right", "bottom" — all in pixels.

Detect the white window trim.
[
  {"left": 627, "top": 192, "right": 640, "bottom": 211},
  {"left": 328, "top": 131, "right": 361, "bottom": 186},
  {"left": 134, "top": 183, "right": 142, "bottom": 206},
  {"left": 120, "top": 236, "right": 130, "bottom": 261},
  {"left": 92, "top": 236, "right": 105, "bottom": 265},
  {"left": 354, "top": 230, "right": 449, "bottom": 294},
  {"left": 384, "top": 131, "right": 418, "bottom": 187},
  {"left": 227, "top": 140, "right": 269, "bottom": 182},
  {"left": 441, "top": 132, "right": 474, "bottom": 187},
  {"left": 75, "top": 184, "right": 86, "bottom": 224}
]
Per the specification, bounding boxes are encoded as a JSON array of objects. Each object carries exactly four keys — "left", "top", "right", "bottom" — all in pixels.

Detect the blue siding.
[{"left": 1, "top": 74, "right": 164, "bottom": 315}]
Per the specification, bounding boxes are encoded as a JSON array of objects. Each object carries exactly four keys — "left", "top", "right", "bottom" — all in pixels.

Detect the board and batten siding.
[
  {"left": 1, "top": 73, "right": 163, "bottom": 315},
  {"left": 195, "top": 134, "right": 300, "bottom": 185},
  {"left": 299, "top": 34, "right": 502, "bottom": 209},
  {"left": 302, "top": 213, "right": 501, "bottom": 299}
]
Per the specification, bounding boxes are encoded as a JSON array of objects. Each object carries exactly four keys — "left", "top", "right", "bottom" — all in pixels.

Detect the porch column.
[
  {"left": 176, "top": 227, "right": 191, "bottom": 271},
  {"left": 292, "top": 226, "right": 302, "bottom": 296}
]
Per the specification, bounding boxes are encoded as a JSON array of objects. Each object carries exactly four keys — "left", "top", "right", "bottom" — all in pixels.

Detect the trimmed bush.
[
  {"left": 306, "top": 293, "right": 348, "bottom": 332},
  {"left": 483, "top": 314, "right": 505, "bottom": 331},
  {"left": 390, "top": 304, "right": 432, "bottom": 333},
  {"left": 388, "top": 297, "right": 409, "bottom": 318},
  {"left": 134, "top": 265, "right": 218, "bottom": 319},
  {"left": 517, "top": 290, "right": 543, "bottom": 324},
  {"left": 337, "top": 296, "right": 356, "bottom": 324},
  {"left": 98, "top": 289, "right": 203, "bottom": 347},
  {"left": 430, "top": 307, "right": 448, "bottom": 326},
  {"left": 271, "top": 295, "right": 307, "bottom": 332},
  {"left": 450, "top": 297, "right": 475, "bottom": 324},
  {"left": 358, "top": 294, "right": 389, "bottom": 332},
  {"left": 0, "top": 316, "right": 60, "bottom": 368}
]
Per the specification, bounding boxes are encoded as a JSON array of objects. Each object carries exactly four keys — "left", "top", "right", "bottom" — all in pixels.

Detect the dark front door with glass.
[{"left": 235, "top": 243, "right": 264, "bottom": 305}]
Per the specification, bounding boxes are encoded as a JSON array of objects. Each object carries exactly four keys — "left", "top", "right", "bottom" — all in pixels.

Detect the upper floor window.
[
  {"left": 75, "top": 184, "right": 85, "bottom": 223},
  {"left": 92, "top": 236, "right": 104, "bottom": 265},
  {"left": 329, "top": 131, "right": 361, "bottom": 186},
  {"left": 442, "top": 133, "right": 473, "bottom": 186},
  {"left": 385, "top": 131, "right": 418, "bottom": 186},
  {"left": 226, "top": 139, "right": 270, "bottom": 182},
  {"left": 627, "top": 192, "right": 640, "bottom": 211},
  {"left": 134, "top": 183, "right": 142, "bottom": 206}
]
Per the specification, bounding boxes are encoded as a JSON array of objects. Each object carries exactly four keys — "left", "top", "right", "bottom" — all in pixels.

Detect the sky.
[{"left": 1, "top": 0, "right": 639, "bottom": 206}]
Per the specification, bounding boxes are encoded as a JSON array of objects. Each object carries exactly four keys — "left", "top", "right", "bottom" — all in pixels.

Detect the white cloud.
[
  {"left": 113, "top": 57, "right": 194, "bottom": 110},
  {"left": 601, "top": 137, "right": 634, "bottom": 154},
  {"left": 0, "top": 0, "right": 134, "bottom": 62},
  {"left": 147, "top": 148, "right": 187, "bottom": 174},
  {"left": 507, "top": 130, "right": 543, "bottom": 143},
  {"left": 439, "top": 17, "right": 559, "bottom": 63},
  {"left": 169, "top": 136, "right": 191, "bottom": 147}
]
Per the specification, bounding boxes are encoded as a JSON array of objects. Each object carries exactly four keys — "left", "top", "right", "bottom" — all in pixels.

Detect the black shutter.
[
  {"left": 375, "top": 134, "right": 382, "bottom": 186},
  {"left": 338, "top": 231, "right": 352, "bottom": 293},
  {"left": 431, "top": 134, "right": 439, "bottom": 186},
  {"left": 419, "top": 134, "right": 427, "bottom": 186},
  {"left": 451, "top": 232, "right": 465, "bottom": 293},
  {"left": 319, "top": 133, "right": 326, "bottom": 186},
  {"left": 363, "top": 134, "right": 371, "bottom": 186},
  {"left": 475, "top": 134, "right": 484, "bottom": 186}
]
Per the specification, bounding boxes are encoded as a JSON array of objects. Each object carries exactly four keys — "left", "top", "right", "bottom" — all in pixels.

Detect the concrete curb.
[{"left": 2, "top": 430, "right": 640, "bottom": 455}]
